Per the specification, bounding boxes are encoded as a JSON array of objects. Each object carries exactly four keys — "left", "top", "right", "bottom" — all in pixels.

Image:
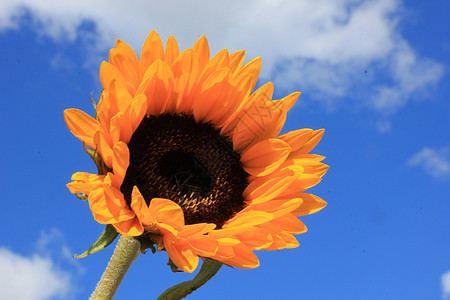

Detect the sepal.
[
  {"left": 157, "top": 258, "right": 223, "bottom": 300},
  {"left": 73, "top": 224, "right": 119, "bottom": 258}
]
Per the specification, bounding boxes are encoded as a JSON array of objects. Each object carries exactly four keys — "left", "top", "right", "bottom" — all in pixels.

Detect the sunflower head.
[{"left": 65, "top": 31, "right": 328, "bottom": 273}]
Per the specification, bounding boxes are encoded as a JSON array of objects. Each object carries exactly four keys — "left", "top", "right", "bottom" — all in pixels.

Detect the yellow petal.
[{"left": 64, "top": 109, "right": 100, "bottom": 149}]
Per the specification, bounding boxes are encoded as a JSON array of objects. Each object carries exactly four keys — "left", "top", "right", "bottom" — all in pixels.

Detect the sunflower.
[{"left": 65, "top": 31, "right": 328, "bottom": 273}]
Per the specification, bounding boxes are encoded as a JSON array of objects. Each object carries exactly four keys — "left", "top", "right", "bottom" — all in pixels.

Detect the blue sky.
[{"left": 0, "top": 1, "right": 449, "bottom": 299}]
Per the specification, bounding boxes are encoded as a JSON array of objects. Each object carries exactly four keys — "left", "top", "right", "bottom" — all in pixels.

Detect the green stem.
[
  {"left": 89, "top": 235, "right": 140, "bottom": 300},
  {"left": 157, "top": 259, "right": 223, "bottom": 300}
]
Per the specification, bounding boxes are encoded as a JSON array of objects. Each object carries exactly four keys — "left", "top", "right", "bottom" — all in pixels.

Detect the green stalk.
[{"left": 89, "top": 235, "right": 140, "bottom": 300}]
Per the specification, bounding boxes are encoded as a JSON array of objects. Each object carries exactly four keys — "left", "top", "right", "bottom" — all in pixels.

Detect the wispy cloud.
[
  {"left": 0, "top": 0, "right": 444, "bottom": 118},
  {"left": 442, "top": 270, "right": 450, "bottom": 299},
  {"left": 0, "top": 248, "right": 72, "bottom": 300},
  {"left": 407, "top": 147, "right": 450, "bottom": 178},
  {"left": 0, "top": 229, "right": 81, "bottom": 300}
]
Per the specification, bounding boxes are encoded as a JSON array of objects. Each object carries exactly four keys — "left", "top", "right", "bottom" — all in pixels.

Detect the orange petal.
[
  {"left": 220, "top": 81, "right": 273, "bottom": 136},
  {"left": 198, "top": 48, "right": 229, "bottom": 85},
  {"left": 164, "top": 235, "right": 199, "bottom": 273},
  {"left": 233, "top": 56, "right": 261, "bottom": 92},
  {"left": 242, "top": 198, "right": 302, "bottom": 219},
  {"left": 193, "top": 68, "right": 232, "bottom": 124},
  {"left": 235, "top": 228, "right": 273, "bottom": 250},
  {"left": 180, "top": 223, "right": 216, "bottom": 237},
  {"left": 93, "top": 130, "right": 114, "bottom": 168},
  {"left": 148, "top": 198, "right": 185, "bottom": 229},
  {"left": 294, "top": 158, "right": 329, "bottom": 177},
  {"left": 109, "top": 40, "right": 139, "bottom": 95},
  {"left": 127, "top": 94, "right": 148, "bottom": 134},
  {"left": 291, "top": 193, "right": 327, "bottom": 216},
  {"left": 193, "top": 35, "right": 210, "bottom": 71},
  {"left": 263, "top": 214, "right": 307, "bottom": 234},
  {"left": 231, "top": 89, "right": 298, "bottom": 152},
  {"left": 215, "top": 243, "right": 259, "bottom": 269},
  {"left": 140, "top": 31, "right": 164, "bottom": 77},
  {"left": 67, "top": 172, "right": 105, "bottom": 195},
  {"left": 99, "top": 61, "right": 126, "bottom": 91},
  {"left": 136, "top": 59, "right": 174, "bottom": 116},
  {"left": 87, "top": 187, "right": 133, "bottom": 225},
  {"left": 243, "top": 167, "right": 299, "bottom": 204},
  {"left": 224, "top": 211, "right": 273, "bottom": 228},
  {"left": 172, "top": 48, "right": 200, "bottom": 113},
  {"left": 291, "top": 129, "right": 325, "bottom": 156},
  {"left": 113, "top": 218, "right": 144, "bottom": 236},
  {"left": 130, "top": 186, "right": 153, "bottom": 226},
  {"left": 229, "top": 50, "right": 246, "bottom": 74},
  {"left": 64, "top": 109, "right": 100, "bottom": 149},
  {"left": 164, "top": 35, "right": 180, "bottom": 66},
  {"left": 241, "top": 138, "right": 291, "bottom": 176},
  {"left": 112, "top": 142, "right": 129, "bottom": 180},
  {"left": 188, "top": 237, "right": 218, "bottom": 257}
]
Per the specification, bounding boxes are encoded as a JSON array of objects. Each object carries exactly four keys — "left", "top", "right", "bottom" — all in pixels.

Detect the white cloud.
[
  {"left": 442, "top": 270, "right": 450, "bottom": 299},
  {"left": 0, "top": 0, "right": 444, "bottom": 116},
  {"left": 0, "top": 248, "right": 72, "bottom": 300},
  {"left": 407, "top": 147, "right": 450, "bottom": 178},
  {"left": 0, "top": 229, "right": 82, "bottom": 300}
]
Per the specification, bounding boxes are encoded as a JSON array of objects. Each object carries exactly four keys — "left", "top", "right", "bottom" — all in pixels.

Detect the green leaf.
[
  {"left": 157, "top": 258, "right": 223, "bottom": 300},
  {"left": 73, "top": 225, "right": 119, "bottom": 259}
]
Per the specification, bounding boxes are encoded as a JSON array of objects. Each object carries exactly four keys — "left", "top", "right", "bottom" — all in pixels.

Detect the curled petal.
[
  {"left": 148, "top": 198, "right": 185, "bottom": 229},
  {"left": 130, "top": 186, "right": 153, "bottom": 226},
  {"left": 67, "top": 172, "right": 105, "bottom": 195},
  {"left": 164, "top": 235, "right": 199, "bottom": 273},
  {"left": 113, "top": 218, "right": 144, "bottom": 236}
]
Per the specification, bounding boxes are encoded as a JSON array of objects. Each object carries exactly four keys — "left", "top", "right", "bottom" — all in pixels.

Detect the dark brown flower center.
[{"left": 120, "top": 113, "right": 249, "bottom": 228}]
